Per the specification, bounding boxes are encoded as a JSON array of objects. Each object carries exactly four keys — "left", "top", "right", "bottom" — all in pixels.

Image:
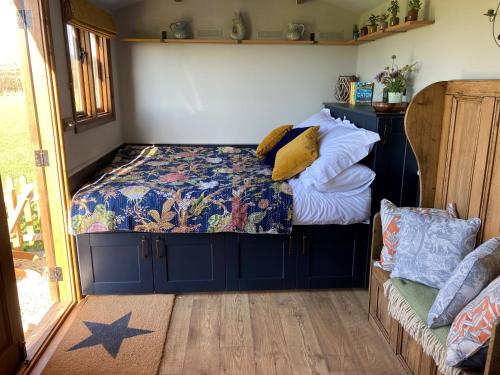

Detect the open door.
[{"left": 0, "top": 179, "right": 26, "bottom": 374}]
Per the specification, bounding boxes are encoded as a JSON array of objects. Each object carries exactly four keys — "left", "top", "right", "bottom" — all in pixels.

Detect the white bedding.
[{"left": 290, "top": 178, "right": 371, "bottom": 225}]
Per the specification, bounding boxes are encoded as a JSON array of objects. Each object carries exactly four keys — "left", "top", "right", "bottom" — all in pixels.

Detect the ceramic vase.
[
  {"left": 285, "top": 23, "right": 305, "bottom": 41},
  {"left": 388, "top": 92, "right": 403, "bottom": 103},
  {"left": 230, "top": 12, "right": 246, "bottom": 41}
]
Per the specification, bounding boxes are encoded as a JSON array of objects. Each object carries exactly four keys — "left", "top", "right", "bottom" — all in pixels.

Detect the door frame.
[{"left": 8, "top": 0, "right": 81, "bottom": 371}]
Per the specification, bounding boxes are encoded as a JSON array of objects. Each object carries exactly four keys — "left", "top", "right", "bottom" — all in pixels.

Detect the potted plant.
[
  {"left": 407, "top": 0, "right": 422, "bottom": 21},
  {"left": 378, "top": 13, "right": 389, "bottom": 30},
  {"left": 360, "top": 25, "right": 369, "bottom": 37},
  {"left": 367, "top": 14, "right": 378, "bottom": 34},
  {"left": 388, "top": 0, "right": 400, "bottom": 26},
  {"left": 374, "top": 55, "right": 417, "bottom": 103}
]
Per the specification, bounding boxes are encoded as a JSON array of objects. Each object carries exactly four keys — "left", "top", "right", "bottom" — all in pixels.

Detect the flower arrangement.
[{"left": 374, "top": 55, "right": 416, "bottom": 94}]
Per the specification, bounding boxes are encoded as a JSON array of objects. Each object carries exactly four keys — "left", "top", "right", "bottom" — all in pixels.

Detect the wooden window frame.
[{"left": 62, "top": 24, "right": 115, "bottom": 133}]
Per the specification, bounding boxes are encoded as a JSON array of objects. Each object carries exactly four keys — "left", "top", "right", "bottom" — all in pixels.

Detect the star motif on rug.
[{"left": 67, "top": 312, "right": 153, "bottom": 358}]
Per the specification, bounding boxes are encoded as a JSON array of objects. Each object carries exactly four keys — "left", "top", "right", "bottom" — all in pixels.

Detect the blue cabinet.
[
  {"left": 296, "top": 224, "right": 370, "bottom": 289},
  {"left": 152, "top": 234, "right": 225, "bottom": 293},
  {"left": 77, "top": 233, "right": 154, "bottom": 294},
  {"left": 225, "top": 234, "right": 296, "bottom": 290}
]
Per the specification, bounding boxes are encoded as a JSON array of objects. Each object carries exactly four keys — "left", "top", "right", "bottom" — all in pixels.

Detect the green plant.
[
  {"left": 388, "top": 0, "right": 400, "bottom": 16},
  {"left": 408, "top": 0, "right": 422, "bottom": 11},
  {"left": 374, "top": 55, "right": 417, "bottom": 93},
  {"left": 379, "top": 12, "right": 389, "bottom": 22},
  {"left": 368, "top": 13, "right": 379, "bottom": 26}
]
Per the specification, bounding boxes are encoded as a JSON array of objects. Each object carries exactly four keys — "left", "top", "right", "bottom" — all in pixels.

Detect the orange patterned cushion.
[
  {"left": 375, "top": 199, "right": 458, "bottom": 271},
  {"left": 446, "top": 276, "right": 500, "bottom": 367}
]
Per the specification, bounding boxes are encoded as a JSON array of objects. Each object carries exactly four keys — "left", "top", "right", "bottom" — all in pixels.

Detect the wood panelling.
[{"left": 371, "top": 80, "right": 500, "bottom": 375}]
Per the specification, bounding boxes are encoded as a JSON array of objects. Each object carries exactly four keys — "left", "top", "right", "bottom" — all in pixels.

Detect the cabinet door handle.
[
  {"left": 382, "top": 123, "right": 389, "bottom": 145},
  {"left": 156, "top": 238, "right": 163, "bottom": 258},
  {"left": 302, "top": 235, "right": 308, "bottom": 256},
  {"left": 288, "top": 235, "right": 294, "bottom": 256},
  {"left": 141, "top": 236, "right": 149, "bottom": 258}
]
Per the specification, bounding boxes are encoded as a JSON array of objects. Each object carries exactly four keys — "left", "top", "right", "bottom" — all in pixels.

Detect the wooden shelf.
[
  {"left": 122, "top": 38, "right": 360, "bottom": 46},
  {"left": 356, "top": 20, "right": 434, "bottom": 43},
  {"left": 121, "top": 22, "right": 434, "bottom": 46}
]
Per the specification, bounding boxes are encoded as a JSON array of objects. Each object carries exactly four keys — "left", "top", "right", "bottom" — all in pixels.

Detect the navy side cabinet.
[{"left": 324, "top": 103, "right": 419, "bottom": 211}]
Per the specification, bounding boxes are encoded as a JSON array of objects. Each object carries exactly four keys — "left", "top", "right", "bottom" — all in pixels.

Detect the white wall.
[
  {"left": 50, "top": 0, "right": 123, "bottom": 175},
  {"left": 116, "top": 0, "right": 359, "bottom": 144},
  {"left": 356, "top": 0, "right": 500, "bottom": 101}
]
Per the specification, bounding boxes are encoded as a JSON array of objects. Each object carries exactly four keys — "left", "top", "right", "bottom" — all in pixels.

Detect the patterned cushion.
[
  {"left": 256, "top": 125, "right": 293, "bottom": 158},
  {"left": 390, "top": 210, "right": 481, "bottom": 289},
  {"left": 428, "top": 238, "right": 500, "bottom": 328},
  {"left": 375, "top": 199, "right": 458, "bottom": 271},
  {"left": 271, "top": 126, "right": 319, "bottom": 181},
  {"left": 446, "top": 276, "right": 500, "bottom": 367}
]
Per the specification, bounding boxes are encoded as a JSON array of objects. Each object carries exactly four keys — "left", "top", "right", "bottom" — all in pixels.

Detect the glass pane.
[
  {"left": 66, "top": 24, "right": 85, "bottom": 114},
  {"left": 90, "top": 33, "right": 103, "bottom": 112}
]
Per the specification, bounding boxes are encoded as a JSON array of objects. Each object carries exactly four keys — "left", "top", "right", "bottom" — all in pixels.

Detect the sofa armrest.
[
  {"left": 371, "top": 212, "right": 383, "bottom": 261},
  {"left": 485, "top": 321, "right": 500, "bottom": 375}
]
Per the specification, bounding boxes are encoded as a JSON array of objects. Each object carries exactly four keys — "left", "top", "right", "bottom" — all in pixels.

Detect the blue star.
[{"left": 67, "top": 312, "right": 153, "bottom": 358}]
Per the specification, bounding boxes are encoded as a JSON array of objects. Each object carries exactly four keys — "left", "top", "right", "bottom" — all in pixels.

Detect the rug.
[{"left": 42, "top": 294, "right": 175, "bottom": 375}]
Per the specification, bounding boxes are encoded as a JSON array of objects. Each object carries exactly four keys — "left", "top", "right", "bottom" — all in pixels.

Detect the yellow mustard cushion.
[
  {"left": 272, "top": 126, "right": 319, "bottom": 181},
  {"left": 256, "top": 124, "right": 293, "bottom": 158}
]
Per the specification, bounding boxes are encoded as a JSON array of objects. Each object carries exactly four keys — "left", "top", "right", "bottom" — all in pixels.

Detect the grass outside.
[{"left": 0, "top": 93, "right": 42, "bottom": 251}]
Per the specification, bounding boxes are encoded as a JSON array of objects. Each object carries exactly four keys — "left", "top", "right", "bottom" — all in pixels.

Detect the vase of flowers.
[
  {"left": 375, "top": 55, "right": 416, "bottom": 104},
  {"left": 407, "top": 0, "right": 422, "bottom": 21},
  {"left": 388, "top": 0, "right": 400, "bottom": 26}
]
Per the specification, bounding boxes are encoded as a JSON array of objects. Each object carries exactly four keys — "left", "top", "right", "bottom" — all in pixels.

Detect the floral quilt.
[{"left": 70, "top": 145, "right": 293, "bottom": 235}]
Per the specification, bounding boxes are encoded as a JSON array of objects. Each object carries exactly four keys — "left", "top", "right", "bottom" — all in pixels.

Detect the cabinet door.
[
  {"left": 77, "top": 233, "right": 154, "bottom": 294},
  {"left": 226, "top": 234, "right": 295, "bottom": 291},
  {"left": 296, "top": 225, "right": 369, "bottom": 288},
  {"left": 152, "top": 234, "right": 225, "bottom": 293}
]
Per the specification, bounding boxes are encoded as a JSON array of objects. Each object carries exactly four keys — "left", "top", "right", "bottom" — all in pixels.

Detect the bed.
[{"left": 73, "top": 105, "right": 417, "bottom": 295}]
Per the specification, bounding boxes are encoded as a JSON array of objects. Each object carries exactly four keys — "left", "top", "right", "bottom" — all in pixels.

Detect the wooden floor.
[{"left": 159, "top": 290, "right": 403, "bottom": 375}]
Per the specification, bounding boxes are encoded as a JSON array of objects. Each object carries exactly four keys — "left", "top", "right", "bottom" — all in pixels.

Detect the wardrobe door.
[
  {"left": 77, "top": 233, "right": 154, "bottom": 294},
  {"left": 152, "top": 234, "right": 225, "bottom": 293}
]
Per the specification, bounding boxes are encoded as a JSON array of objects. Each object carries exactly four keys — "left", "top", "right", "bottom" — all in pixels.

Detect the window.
[{"left": 65, "top": 24, "right": 114, "bottom": 129}]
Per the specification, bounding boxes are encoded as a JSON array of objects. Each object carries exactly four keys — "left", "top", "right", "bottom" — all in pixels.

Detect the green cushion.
[{"left": 391, "top": 278, "right": 450, "bottom": 346}]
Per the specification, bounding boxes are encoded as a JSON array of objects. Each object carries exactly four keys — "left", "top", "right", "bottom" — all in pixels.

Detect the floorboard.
[{"left": 159, "top": 290, "right": 404, "bottom": 375}]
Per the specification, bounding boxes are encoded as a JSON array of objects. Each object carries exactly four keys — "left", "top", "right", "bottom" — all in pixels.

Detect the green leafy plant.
[
  {"left": 408, "top": 0, "right": 422, "bottom": 11},
  {"left": 378, "top": 12, "right": 389, "bottom": 22},
  {"left": 374, "top": 55, "right": 417, "bottom": 93},
  {"left": 388, "top": 0, "right": 400, "bottom": 16},
  {"left": 368, "top": 13, "right": 379, "bottom": 26}
]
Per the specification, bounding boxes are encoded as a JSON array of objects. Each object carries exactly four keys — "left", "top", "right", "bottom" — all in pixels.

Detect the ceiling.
[{"left": 92, "top": 0, "right": 386, "bottom": 13}]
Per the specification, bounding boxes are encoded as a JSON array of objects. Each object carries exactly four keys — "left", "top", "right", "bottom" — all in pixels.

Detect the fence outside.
[{"left": 2, "top": 175, "right": 43, "bottom": 258}]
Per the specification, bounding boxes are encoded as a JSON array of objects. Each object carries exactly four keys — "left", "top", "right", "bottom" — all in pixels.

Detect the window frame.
[{"left": 63, "top": 24, "right": 115, "bottom": 133}]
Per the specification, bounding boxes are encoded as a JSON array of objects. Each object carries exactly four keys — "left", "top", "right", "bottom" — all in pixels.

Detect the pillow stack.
[
  {"left": 381, "top": 199, "right": 500, "bottom": 370},
  {"left": 256, "top": 109, "right": 380, "bottom": 196}
]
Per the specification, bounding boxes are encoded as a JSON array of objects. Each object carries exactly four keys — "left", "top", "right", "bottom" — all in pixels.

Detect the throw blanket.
[{"left": 70, "top": 145, "right": 293, "bottom": 235}]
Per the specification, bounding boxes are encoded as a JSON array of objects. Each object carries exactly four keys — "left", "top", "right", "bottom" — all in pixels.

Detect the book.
[{"left": 349, "top": 82, "right": 374, "bottom": 105}]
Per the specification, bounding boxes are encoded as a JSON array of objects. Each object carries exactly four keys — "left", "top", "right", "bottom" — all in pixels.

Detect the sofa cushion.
[
  {"left": 391, "top": 210, "right": 481, "bottom": 289},
  {"left": 428, "top": 237, "right": 500, "bottom": 328}
]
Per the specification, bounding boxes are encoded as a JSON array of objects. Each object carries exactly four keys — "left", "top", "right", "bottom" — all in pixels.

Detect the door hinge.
[
  {"left": 19, "top": 341, "right": 27, "bottom": 359},
  {"left": 17, "top": 10, "right": 32, "bottom": 30},
  {"left": 49, "top": 267, "right": 63, "bottom": 282},
  {"left": 34, "top": 150, "right": 49, "bottom": 167}
]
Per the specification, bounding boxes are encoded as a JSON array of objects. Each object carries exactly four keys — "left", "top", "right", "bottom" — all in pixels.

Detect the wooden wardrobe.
[{"left": 369, "top": 80, "right": 500, "bottom": 375}]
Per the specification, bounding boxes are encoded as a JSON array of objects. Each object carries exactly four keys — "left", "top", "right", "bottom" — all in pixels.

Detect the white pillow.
[
  {"left": 305, "top": 163, "right": 375, "bottom": 195},
  {"left": 299, "top": 124, "right": 380, "bottom": 185},
  {"left": 295, "top": 108, "right": 339, "bottom": 135}
]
